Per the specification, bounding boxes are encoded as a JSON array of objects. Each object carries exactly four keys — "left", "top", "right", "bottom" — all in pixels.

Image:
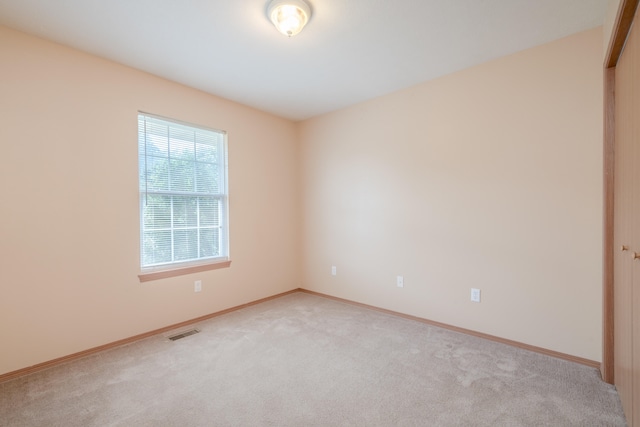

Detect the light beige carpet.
[{"left": 0, "top": 292, "right": 627, "bottom": 426}]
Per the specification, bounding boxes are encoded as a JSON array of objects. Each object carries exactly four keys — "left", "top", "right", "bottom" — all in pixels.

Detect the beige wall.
[
  {"left": 299, "top": 28, "right": 604, "bottom": 361},
  {"left": 0, "top": 26, "right": 301, "bottom": 375}
]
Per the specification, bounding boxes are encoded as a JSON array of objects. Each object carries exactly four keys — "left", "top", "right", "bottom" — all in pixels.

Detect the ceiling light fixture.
[{"left": 267, "top": 0, "right": 311, "bottom": 37}]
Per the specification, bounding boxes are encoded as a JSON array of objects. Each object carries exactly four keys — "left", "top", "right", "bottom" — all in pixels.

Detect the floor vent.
[{"left": 168, "top": 329, "right": 200, "bottom": 341}]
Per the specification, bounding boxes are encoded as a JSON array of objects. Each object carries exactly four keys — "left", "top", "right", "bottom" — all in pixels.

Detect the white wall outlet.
[
  {"left": 194, "top": 280, "right": 202, "bottom": 293},
  {"left": 397, "top": 275, "right": 404, "bottom": 288},
  {"left": 331, "top": 266, "right": 337, "bottom": 276},
  {"left": 471, "top": 288, "right": 481, "bottom": 302}
]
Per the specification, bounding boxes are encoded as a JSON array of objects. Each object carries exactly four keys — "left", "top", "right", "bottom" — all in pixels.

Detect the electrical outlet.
[
  {"left": 195, "top": 280, "right": 202, "bottom": 293},
  {"left": 397, "top": 276, "right": 404, "bottom": 288},
  {"left": 331, "top": 266, "right": 337, "bottom": 276},
  {"left": 471, "top": 288, "right": 481, "bottom": 302}
]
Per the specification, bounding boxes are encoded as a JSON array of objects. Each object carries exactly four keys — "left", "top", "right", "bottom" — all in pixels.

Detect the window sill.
[{"left": 138, "top": 260, "right": 231, "bottom": 282}]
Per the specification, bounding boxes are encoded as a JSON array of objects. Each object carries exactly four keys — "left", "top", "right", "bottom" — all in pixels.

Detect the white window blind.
[{"left": 138, "top": 113, "right": 228, "bottom": 269}]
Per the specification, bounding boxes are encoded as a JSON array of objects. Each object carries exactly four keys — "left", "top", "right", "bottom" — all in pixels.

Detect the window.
[{"left": 138, "top": 113, "right": 229, "bottom": 277}]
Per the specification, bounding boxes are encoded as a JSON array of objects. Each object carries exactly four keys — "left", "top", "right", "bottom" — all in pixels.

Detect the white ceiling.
[{"left": 0, "top": 0, "right": 607, "bottom": 121}]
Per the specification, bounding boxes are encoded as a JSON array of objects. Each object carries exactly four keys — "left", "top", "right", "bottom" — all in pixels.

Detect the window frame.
[{"left": 137, "top": 112, "right": 230, "bottom": 282}]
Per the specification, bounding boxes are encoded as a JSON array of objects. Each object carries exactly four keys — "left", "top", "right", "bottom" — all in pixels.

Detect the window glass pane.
[
  {"left": 169, "top": 132, "right": 195, "bottom": 161},
  {"left": 142, "top": 195, "right": 171, "bottom": 229},
  {"left": 174, "top": 229, "right": 198, "bottom": 261},
  {"left": 146, "top": 157, "right": 170, "bottom": 191},
  {"left": 141, "top": 119, "right": 169, "bottom": 157},
  {"left": 146, "top": 132, "right": 169, "bottom": 156},
  {"left": 199, "top": 228, "right": 219, "bottom": 258},
  {"left": 143, "top": 230, "right": 172, "bottom": 265},
  {"left": 199, "top": 197, "right": 220, "bottom": 227},
  {"left": 173, "top": 196, "right": 197, "bottom": 228},
  {"left": 196, "top": 163, "right": 218, "bottom": 193},
  {"left": 138, "top": 153, "right": 146, "bottom": 192},
  {"left": 145, "top": 120, "right": 169, "bottom": 138},
  {"left": 196, "top": 142, "right": 217, "bottom": 163},
  {"left": 170, "top": 159, "right": 195, "bottom": 192},
  {"left": 195, "top": 131, "right": 217, "bottom": 145}
]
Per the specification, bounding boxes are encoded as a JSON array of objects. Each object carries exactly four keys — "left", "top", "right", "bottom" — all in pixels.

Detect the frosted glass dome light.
[{"left": 268, "top": 0, "right": 311, "bottom": 37}]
